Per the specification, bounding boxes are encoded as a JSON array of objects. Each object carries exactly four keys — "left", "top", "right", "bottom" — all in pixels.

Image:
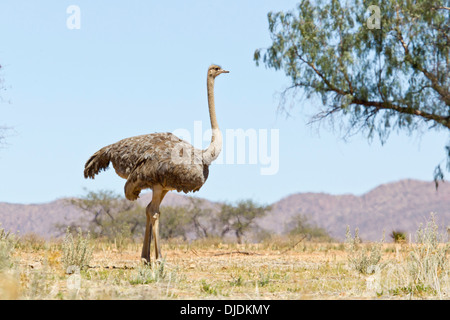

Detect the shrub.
[
  {"left": 390, "top": 230, "right": 407, "bottom": 243},
  {"left": 406, "top": 213, "right": 449, "bottom": 295},
  {"left": 284, "top": 213, "right": 333, "bottom": 241},
  {"left": 345, "top": 226, "right": 384, "bottom": 274},
  {"left": 61, "top": 228, "right": 93, "bottom": 273},
  {"left": 129, "top": 259, "right": 169, "bottom": 285},
  {"left": 0, "top": 227, "right": 15, "bottom": 271}
]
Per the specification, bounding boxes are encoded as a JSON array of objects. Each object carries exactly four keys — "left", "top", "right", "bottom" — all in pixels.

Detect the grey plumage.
[
  {"left": 84, "top": 132, "right": 209, "bottom": 200},
  {"left": 83, "top": 64, "right": 229, "bottom": 263}
]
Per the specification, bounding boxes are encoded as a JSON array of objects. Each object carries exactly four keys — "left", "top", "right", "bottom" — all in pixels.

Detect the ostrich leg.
[
  {"left": 141, "top": 203, "right": 153, "bottom": 263},
  {"left": 152, "top": 189, "right": 168, "bottom": 261},
  {"left": 141, "top": 186, "right": 163, "bottom": 263}
]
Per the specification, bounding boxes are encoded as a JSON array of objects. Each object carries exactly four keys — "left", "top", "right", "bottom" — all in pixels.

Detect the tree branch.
[
  {"left": 289, "top": 80, "right": 450, "bottom": 129},
  {"left": 394, "top": 7, "right": 450, "bottom": 106},
  {"left": 351, "top": 98, "right": 450, "bottom": 128}
]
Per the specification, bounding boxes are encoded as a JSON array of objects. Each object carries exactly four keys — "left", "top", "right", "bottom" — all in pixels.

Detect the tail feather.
[{"left": 84, "top": 147, "right": 111, "bottom": 179}]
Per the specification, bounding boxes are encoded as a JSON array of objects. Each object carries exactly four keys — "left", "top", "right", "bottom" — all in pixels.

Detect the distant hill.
[
  {"left": 0, "top": 192, "right": 191, "bottom": 238},
  {"left": 260, "top": 179, "right": 450, "bottom": 240},
  {"left": 0, "top": 179, "right": 449, "bottom": 241}
]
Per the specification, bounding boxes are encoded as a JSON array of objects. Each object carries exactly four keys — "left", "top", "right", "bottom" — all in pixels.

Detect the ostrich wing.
[
  {"left": 124, "top": 134, "right": 209, "bottom": 200},
  {"left": 84, "top": 132, "right": 209, "bottom": 200}
]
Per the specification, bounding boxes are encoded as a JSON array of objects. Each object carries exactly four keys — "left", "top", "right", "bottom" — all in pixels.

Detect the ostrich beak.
[{"left": 221, "top": 69, "right": 230, "bottom": 74}]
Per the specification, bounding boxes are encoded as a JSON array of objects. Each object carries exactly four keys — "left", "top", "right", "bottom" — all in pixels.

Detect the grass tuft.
[
  {"left": 61, "top": 228, "right": 93, "bottom": 273},
  {"left": 345, "top": 226, "right": 384, "bottom": 274}
]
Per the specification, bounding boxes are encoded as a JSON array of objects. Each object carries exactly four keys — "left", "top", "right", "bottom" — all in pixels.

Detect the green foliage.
[
  {"left": 390, "top": 230, "right": 407, "bottom": 243},
  {"left": 229, "top": 274, "right": 244, "bottom": 287},
  {"left": 284, "top": 213, "right": 333, "bottom": 241},
  {"left": 186, "top": 197, "right": 216, "bottom": 239},
  {"left": 159, "top": 206, "right": 190, "bottom": 240},
  {"left": 67, "top": 190, "right": 274, "bottom": 244},
  {"left": 255, "top": 0, "right": 450, "bottom": 182},
  {"left": 160, "top": 198, "right": 217, "bottom": 240},
  {"left": 217, "top": 200, "right": 271, "bottom": 244},
  {"left": 258, "top": 272, "right": 271, "bottom": 287},
  {"left": 200, "top": 280, "right": 218, "bottom": 295},
  {"left": 67, "top": 189, "right": 145, "bottom": 240},
  {"left": 129, "top": 259, "right": 167, "bottom": 285}
]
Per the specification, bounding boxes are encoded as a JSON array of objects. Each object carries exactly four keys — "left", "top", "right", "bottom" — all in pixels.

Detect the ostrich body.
[{"left": 84, "top": 65, "right": 229, "bottom": 262}]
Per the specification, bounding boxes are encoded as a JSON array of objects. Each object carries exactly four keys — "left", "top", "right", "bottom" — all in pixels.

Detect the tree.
[
  {"left": 186, "top": 197, "right": 217, "bottom": 239},
  {"left": 160, "top": 198, "right": 218, "bottom": 240},
  {"left": 254, "top": 0, "right": 450, "bottom": 186},
  {"left": 67, "top": 191, "right": 219, "bottom": 242},
  {"left": 159, "top": 206, "right": 190, "bottom": 240},
  {"left": 67, "top": 189, "right": 144, "bottom": 239},
  {"left": 284, "top": 213, "right": 333, "bottom": 241},
  {"left": 217, "top": 200, "right": 271, "bottom": 244}
]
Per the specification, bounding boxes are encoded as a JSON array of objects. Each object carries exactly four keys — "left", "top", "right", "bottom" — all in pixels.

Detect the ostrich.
[{"left": 84, "top": 64, "right": 229, "bottom": 263}]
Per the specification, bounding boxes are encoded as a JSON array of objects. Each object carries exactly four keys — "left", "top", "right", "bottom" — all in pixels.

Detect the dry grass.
[{"left": 0, "top": 235, "right": 448, "bottom": 300}]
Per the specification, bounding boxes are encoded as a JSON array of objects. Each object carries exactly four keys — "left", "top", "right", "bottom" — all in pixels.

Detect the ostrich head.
[{"left": 208, "top": 64, "right": 229, "bottom": 78}]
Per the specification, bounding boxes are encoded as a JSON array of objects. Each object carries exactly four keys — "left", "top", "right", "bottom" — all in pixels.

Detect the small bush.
[
  {"left": 285, "top": 213, "right": 333, "bottom": 242},
  {"left": 113, "top": 224, "right": 132, "bottom": 252},
  {"left": 0, "top": 227, "right": 15, "bottom": 271},
  {"left": 61, "top": 228, "right": 93, "bottom": 273},
  {"left": 407, "top": 213, "right": 449, "bottom": 295},
  {"left": 390, "top": 230, "right": 407, "bottom": 243},
  {"left": 200, "top": 280, "right": 218, "bottom": 295},
  {"left": 345, "top": 226, "right": 384, "bottom": 274},
  {"left": 229, "top": 274, "right": 244, "bottom": 287},
  {"left": 258, "top": 271, "right": 272, "bottom": 287},
  {"left": 17, "top": 233, "right": 47, "bottom": 251},
  {"left": 129, "top": 260, "right": 167, "bottom": 285}
]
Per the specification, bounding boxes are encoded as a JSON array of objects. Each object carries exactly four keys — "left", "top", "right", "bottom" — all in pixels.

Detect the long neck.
[{"left": 203, "top": 75, "right": 222, "bottom": 165}]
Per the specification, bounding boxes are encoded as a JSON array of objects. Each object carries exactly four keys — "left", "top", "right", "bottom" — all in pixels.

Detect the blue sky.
[{"left": 0, "top": 1, "right": 448, "bottom": 205}]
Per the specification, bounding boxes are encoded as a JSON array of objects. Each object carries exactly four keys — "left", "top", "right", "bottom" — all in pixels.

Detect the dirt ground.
[{"left": 1, "top": 240, "right": 448, "bottom": 300}]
